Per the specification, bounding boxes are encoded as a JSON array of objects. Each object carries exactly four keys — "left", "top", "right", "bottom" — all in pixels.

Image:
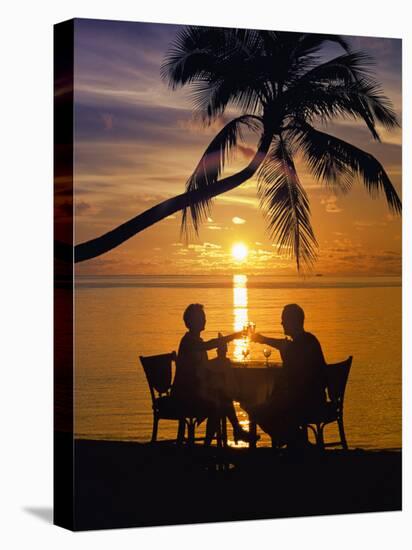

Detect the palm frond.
[
  {"left": 286, "top": 122, "right": 352, "bottom": 193},
  {"left": 256, "top": 31, "right": 350, "bottom": 59},
  {"left": 189, "top": 76, "right": 264, "bottom": 123},
  {"left": 181, "top": 115, "right": 263, "bottom": 236},
  {"left": 162, "top": 26, "right": 269, "bottom": 122},
  {"left": 264, "top": 32, "right": 352, "bottom": 85},
  {"left": 286, "top": 78, "right": 398, "bottom": 141},
  {"left": 160, "top": 26, "right": 224, "bottom": 88},
  {"left": 258, "top": 137, "right": 318, "bottom": 270},
  {"left": 293, "top": 33, "right": 351, "bottom": 56},
  {"left": 294, "top": 51, "right": 374, "bottom": 87},
  {"left": 295, "top": 122, "right": 402, "bottom": 213},
  {"left": 354, "top": 78, "right": 399, "bottom": 129}
]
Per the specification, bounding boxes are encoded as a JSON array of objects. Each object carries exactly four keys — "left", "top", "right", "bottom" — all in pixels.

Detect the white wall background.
[{"left": 0, "top": 1, "right": 410, "bottom": 548}]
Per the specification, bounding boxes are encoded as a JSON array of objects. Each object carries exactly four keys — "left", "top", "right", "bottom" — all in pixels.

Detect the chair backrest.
[
  {"left": 325, "top": 356, "right": 353, "bottom": 412},
  {"left": 140, "top": 352, "right": 177, "bottom": 403}
]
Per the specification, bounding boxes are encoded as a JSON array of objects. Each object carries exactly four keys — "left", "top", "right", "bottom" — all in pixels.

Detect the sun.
[{"left": 231, "top": 242, "right": 249, "bottom": 262}]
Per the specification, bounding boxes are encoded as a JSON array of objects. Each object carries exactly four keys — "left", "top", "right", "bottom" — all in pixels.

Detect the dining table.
[{"left": 229, "top": 360, "right": 284, "bottom": 448}]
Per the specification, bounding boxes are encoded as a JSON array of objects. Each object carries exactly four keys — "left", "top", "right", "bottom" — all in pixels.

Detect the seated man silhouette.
[
  {"left": 172, "top": 303, "right": 257, "bottom": 445},
  {"left": 250, "top": 303, "right": 327, "bottom": 448}
]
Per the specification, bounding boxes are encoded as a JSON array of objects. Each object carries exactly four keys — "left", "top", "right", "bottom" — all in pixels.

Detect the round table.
[{"left": 230, "top": 361, "right": 284, "bottom": 447}]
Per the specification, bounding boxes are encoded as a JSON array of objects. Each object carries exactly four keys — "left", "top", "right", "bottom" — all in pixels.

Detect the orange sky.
[{"left": 73, "top": 20, "right": 401, "bottom": 277}]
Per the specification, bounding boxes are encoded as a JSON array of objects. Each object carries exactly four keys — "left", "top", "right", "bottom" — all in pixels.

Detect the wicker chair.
[
  {"left": 303, "top": 356, "right": 353, "bottom": 450},
  {"left": 140, "top": 352, "right": 227, "bottom": 446}
]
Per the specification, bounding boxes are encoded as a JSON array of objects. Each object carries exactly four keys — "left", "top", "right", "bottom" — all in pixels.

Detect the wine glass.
[
  {"left": 247, "top": 321, "right": 256, "bottom": 336},
  {"left": 241, "top": 348, "right": 250, "bottom": 363},
  {"left": 263, "top": 348, "right": 271, "bottom": 367}
]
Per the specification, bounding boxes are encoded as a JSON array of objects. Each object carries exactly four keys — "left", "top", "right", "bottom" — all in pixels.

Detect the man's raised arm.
[{"left": 252, "top": 333, "right": 289, "bottom": 352}]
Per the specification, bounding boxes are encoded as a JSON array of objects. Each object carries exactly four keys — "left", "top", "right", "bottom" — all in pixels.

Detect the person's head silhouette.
[
  {"left": 281, "top": 304, "right": 305, "bottom": 338},
  {"left": 183, "top": 303, "right": 206, "bottom": 333}
]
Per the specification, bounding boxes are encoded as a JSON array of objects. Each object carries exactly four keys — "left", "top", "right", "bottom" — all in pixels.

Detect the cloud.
[
  {"left": 101, "top": 113, "right": 114, "bottom": 130},
  {"left": 75, "top": 101, "right": 195, "bottom": 145},
  {"left": 237, "top": 144, "right": 255, "bottom": 159},
  {"left": 315, "top": 241, "right": 401, "bottom": 275},
  {"left": 188, "top": 242, "right": 221, "bottom": 251},
  {"left": 217, "top": 194, "right": 259, "bottom": 207},
  {"left": 177, "top": 114, "right": 229, "bottom": 135},
  {"left": 320, "top": 196, "right": 342, "bottom": 213},
  {"left": 232, "top": 216, "right": 246, "bottom": 225},
  {"left": 75, "top": 201, "right": 92, "bottom": 215},
  {"left": 353, "top": 220, "right": 387, "bottom": 229}
]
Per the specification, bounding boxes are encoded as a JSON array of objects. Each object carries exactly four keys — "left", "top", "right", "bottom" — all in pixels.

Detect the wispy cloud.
[
  {"left": 73, "top": 20, "right": 401, "bottom": 276},
  {"left": 321, "top": 196, "right": 342, "bottom": 214},
  {"left": 232, "top": 216, "right": 246, "bottom": 225}
]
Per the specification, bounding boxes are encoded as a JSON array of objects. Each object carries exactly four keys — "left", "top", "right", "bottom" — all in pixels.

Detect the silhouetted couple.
[{"left": 172, "top": 302, "right": 327, "bottom": 449}]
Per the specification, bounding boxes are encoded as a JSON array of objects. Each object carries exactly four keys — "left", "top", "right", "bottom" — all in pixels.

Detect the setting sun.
[{"left": 232, "top": 243, "right": 249, "bottom": 262}]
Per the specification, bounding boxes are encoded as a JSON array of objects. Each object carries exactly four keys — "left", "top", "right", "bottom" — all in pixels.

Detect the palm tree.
[{"left": 72, "top": 27, "right": 401, "bottom": 269}]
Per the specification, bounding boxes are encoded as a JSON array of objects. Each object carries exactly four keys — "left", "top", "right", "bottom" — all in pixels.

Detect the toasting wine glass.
[
  {"left": 247, "top": 321, "right": 256, "bottom": 336},
  {"left": 241, "top": 348, "right": 250, "bottom": 363},
  {"left": 263, "top": 348, "right": 271, "bottom": 367}
]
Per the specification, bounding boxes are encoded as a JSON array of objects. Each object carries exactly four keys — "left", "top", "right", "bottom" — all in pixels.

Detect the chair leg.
[
  {"left": 222, "top": 417, "right": 228, "bottom": 448},
  {"left": 204, "top": 417, "right": 216, "bottom": 447},
  {"left": 216, "top": 421, "right": 223, "bottom": 448},
  {"left": 187, "top": 418, "right": 196, "bottom": 445},
  {"left": 316, "top": 423, "right": 325, "bottom": 450},
  {"left": 177, "top": 419, "right": 185, "bottom": 445},
  {"left": 271, "top": 436, "right": 280, "bottom": 449},
  {"left": 337, "top": 418, "right": 348, "bottom": 450},
  {"left": 151, "top": 415, "right": 159, "bottom": 443},
  {"left": 249, "top": 420, "right": 258, "bottom": 449}
]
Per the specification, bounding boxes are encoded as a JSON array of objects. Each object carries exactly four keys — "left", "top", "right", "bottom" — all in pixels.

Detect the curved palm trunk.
[{"left": 69, "top": 132, "right": 272, "bottom": 263}]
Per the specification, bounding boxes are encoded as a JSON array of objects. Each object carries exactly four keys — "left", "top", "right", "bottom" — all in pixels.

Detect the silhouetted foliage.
[
  {"left": 71, "top": 27, "right": 400, "bottom": 269},
  {"left": 162, "top": 27, "right": 400, "bottom": 269}
]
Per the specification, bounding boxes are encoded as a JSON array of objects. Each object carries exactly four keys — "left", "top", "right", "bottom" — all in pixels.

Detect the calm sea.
[{"left": 74, "top": 274, "right": 401, "bottom": 449}]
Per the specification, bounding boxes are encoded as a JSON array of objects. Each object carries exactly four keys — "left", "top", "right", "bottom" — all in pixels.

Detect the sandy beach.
[{"left": 58, "top": 436, "right": 402, "bottom": 531}]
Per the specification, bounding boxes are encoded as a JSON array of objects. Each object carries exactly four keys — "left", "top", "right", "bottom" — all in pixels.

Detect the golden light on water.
[
  {"left": 231, "top": 273, "right": 251, "bottom": 446},
  {"left": 233, "top": 274, "right": 249, "bottom": 362},
  {"left": 231, "top": 242, "right": 248, "bottom": 262}
]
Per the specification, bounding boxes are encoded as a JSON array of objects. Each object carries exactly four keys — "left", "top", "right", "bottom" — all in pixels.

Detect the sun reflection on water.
[
  {"left": 230, "top": 274, "right": 252, "bottom": 446},
  {"left": 233, "top": 274, "right": 249, "bottom": 362}
]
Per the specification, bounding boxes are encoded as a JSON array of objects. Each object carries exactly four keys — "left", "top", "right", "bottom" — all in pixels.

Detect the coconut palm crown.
[{"left": 161, "top": 27, "right": 401, "bottom": 270}]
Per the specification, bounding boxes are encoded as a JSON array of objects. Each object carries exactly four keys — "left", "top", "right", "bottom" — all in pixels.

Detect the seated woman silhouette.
[
  {"left": 250, "top": 303, "right": 327, "bottom": 448},
  {"left": 172, "top": 303, "right": 258, "bottom": 445}
]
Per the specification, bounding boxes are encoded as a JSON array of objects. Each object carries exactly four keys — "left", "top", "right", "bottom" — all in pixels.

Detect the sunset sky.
[{"left": 73, "top": 19, "right": 402, "bottom": 276}]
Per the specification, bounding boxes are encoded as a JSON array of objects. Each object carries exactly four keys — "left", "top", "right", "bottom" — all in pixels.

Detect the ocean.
[{"left": 74, "top": 274, "right": 401, "bottom": 449}]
